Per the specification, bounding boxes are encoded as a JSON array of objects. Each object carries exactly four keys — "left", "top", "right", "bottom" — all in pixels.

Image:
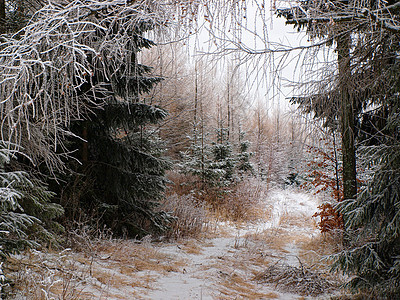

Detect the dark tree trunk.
[
  {"left": 337, "top": 32, "right": 357, "bottom": 201},
  {"left": 82, "top": 122, "right": 88, "bottom": 162},
  {"left": 0, "top": 0, "right": 5, "bottom": 34}
]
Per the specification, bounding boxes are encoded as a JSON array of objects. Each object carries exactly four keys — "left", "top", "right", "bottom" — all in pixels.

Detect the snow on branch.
[
  {"left": 0, "top": 0, "right": 171, "bottom": 173},
  {"left": 277, "top": 0, "right": 400, "bottom": 34}
]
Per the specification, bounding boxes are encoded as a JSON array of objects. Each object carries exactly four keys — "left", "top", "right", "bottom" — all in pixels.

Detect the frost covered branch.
[{"left": 0, "top": 0, "right": 176, "bottom": 172}]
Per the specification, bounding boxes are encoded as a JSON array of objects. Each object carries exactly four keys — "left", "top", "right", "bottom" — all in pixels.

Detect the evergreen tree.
[
  {"left": 236, "top": 133, "right": 254, "bottom": 177},
  {"left": 78, "top": 103, "right": 171, "bottom": 237},
  {"left": 62, "top": 13, "right": 172, "bottom": 237},
  {"left": 181, "top": 126, "right": 253, "bottom": 189},
  {"left": 0, "top": 143, "right": 63, "bottom": 258},
  {"left": 332, "top": 34, "right": 400, "bottom": 297},
  {"left": 210, "top": 127, "right": 236, "bottom": 186},
  {"left": 180, "top": 128, "right": 220, "bottom": 187},
  {"left": 278, "top": 1, "right": 400, "bottom": 296}
]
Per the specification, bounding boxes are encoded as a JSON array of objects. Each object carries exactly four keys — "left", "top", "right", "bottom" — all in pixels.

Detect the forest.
[{"left": 0, "top": 0, "right": 399, "bottom": 299}]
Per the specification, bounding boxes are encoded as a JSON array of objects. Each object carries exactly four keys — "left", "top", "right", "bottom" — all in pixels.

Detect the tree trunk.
[
  {"left": 337, "top": 32, "right": 357, "bottom": 201},
  {"left": 332, "top": 130, "right": 341, "bottom": 200},
  {"left": 227, "top": 79, "right": 230, "bottom": 141},
  {"left": 0, "top": 0, "right": 5, "bottom": 34},
  {"left": 194, "top": 61, "right": 198, "bottom": 147},
  {"left": 82, "top": 122, "right": 88, "bottom": 163}
]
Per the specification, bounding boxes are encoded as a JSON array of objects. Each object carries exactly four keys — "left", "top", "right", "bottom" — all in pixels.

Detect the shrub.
[{"left": 159, "top": 193, "right": 208, "bottom": 239}]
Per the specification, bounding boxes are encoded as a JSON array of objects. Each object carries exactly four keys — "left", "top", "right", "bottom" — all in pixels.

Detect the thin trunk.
[
  {"left": 82, "top": 122, "right": 89, "bottom": 162},
  {"left": 332, "top": 130, "right": 340, "bottom": 200},
  {"left": 227, "top": 81, "right": 230, "bottom": 141},
  {"left": 200, "top": 91, "right": 205, "bottom": 189},
  {"left": 218, "top": 100, "right": 223, "bottom": 143},
  {"left": 257, "top": 105, "right": 262, "bottom": 174},
  {"left": 276, "top": 109, "right": 280, "bottom": 144},
  {"left": 337, "top": 32, "right": 357, "bottom": 201},
  {"left": 194, "top": 62, "right": 198, "bottom": 147},
  {"left": 0, "top": 0, "right": 5, "bottom": 34}
]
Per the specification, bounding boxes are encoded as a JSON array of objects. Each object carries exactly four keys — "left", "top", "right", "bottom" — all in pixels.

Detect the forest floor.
[{"left": 6, "top": 188, "right": 348, "bottom": 299}]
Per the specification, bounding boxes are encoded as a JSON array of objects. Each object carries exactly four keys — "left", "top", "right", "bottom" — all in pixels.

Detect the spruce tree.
[
  {"left": 0, "top": 143, "right": 63, "bottom": 258},
  {"left": 236, "top": 132, "right": 254, "bottom": 177},
  {"left": 180, "top": 128, "right": 220, "bottom": 187},
  {"left": 181, "top": 126, "right": 253, "bottom": 189},
  {"left": 332, "top": 35, "right": 400, "bottom": 297},
  {"left": 278, "top": 2, "right": 400, "bottom": 296},
  {"left": 64, "top": 15, "right": 172, "bottom": 237}
]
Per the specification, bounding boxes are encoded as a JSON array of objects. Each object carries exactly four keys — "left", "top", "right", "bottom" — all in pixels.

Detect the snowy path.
[
  {"left": 144, "top": 188, "right": 325, "bottom": 299},
  {"left": 10, "top": 188, "right": 342, "bottom": 299}
]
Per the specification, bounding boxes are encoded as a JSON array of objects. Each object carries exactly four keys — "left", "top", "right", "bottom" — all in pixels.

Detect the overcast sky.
[{"left": 190, "top": 0, "right": 319, "bottom": 114}]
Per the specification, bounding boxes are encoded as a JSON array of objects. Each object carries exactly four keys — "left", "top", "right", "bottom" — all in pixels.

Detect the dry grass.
[
  {"left": 167, "top": 172, "right": 271, "bottom": 225},
  {"left": 298, "top": 233, "right": 345, "bottom": 271},
  {"left": 5, "top": 236, "right": 188, "bottom": 299},
  {"left": 102, "top": 239, "right": 187, "bottom": 275},
  {"left": 5, "top": 249, "right": 91, "bottom": 300},
  {"left": 243, "top": 228, "right": 297, "bottom": 252},
  {"left": 159, "top": 192, "right": 210, "bottom": 239},
  {"left": 278, "top": 210, "right": 317, "bottom": 228},
  {"left": 211, "top": 179, "right": 271, "bottom": 223},
  {"left": 179, "top": 239, "right": 204, "bottom": 255},
  {"left": 192, "top": 245, "right": 280, "bottom": 299},
  {"left": 217, "top": 271, "right": 280, "bottom": 299},
  {"left": 253, "top": 261, "right": 338, "bottom": 297}
]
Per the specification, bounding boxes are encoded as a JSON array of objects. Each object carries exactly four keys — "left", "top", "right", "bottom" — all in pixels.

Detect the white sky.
[{"left": 188, "top": 0, "right": 334, "bottom": 114}]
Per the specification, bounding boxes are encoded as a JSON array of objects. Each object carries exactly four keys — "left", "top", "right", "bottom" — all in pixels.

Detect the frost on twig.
[
  {"left": 0, "top": 0, "right": 172, "bottom": 173},
  {"left": 254, "top": 260, "right": 338, "bottom": 296}
]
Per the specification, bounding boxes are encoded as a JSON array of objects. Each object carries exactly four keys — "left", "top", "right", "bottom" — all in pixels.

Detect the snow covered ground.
[
  {"left": 146, "top": 188, "right": 325, "bottom": 299},
  {"left": 8, "top": 188, "right": 345, "bottom": 299}
]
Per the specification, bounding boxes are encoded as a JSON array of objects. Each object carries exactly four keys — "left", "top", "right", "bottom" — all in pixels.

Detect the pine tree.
[
  {"left": 80, "top": 102, "right": 171, "bottom": 237},
  {"left": 332, "top": 37, "right": 400, "bottom": 296},
  {"left": 236, "top": 133, "right": 254, "bottom": 177},
  {"left": 181, "top": 126, "right": 254, "bottom": 189},
  {"left": 63, "top": 14, "right": 172, "bottom": 237},
  {"left": 210, "top": 127, "right": 236, "bottom": 186},
  {"left": 0, "top": 143, "right": 63, "bottom": 258},
  {"left": 180, "top": 128, "right": 220, "bottom": 188},
  {"left": 278, "top": 2, "right": 400, "bottom": 295}
]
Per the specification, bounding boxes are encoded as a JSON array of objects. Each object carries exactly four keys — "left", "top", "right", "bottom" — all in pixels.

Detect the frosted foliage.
[
  {"left": 0, "top": 148, "right": 39, "bottom": 257},
  {"left": 0, "top": 147, "right": 29, "bottom": 213},
  {"left": 0, "top": 0, "right": 171, "bottom": 172}
]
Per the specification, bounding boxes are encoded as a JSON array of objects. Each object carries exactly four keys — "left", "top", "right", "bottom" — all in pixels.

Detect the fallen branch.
[{"left": 253, "top": 260, "right": 337, "bottom": 297}]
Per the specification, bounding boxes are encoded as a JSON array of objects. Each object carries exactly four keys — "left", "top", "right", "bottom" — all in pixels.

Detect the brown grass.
[
  {"left": 167, "top": 172, "right": 271, "bottom": 225},
  {"left": 6, "top": 237, "right": 188, "bottom": 299},
  {"left": 210, "top": 179, "right": 271, "bottom": 223},
  {"left": 278, "top": 211, "right": 317, "bottom": 228},
  {"left": 179, "top": 239, "right": 204, "bottom": 255},
  {"left": 159, "top": 191, "right": 210, "bottom": 239},
  {"left": 217, "top": 272, "right": 280, "bottom": 299},
  {"left": 253, "top": 261, "right": 338, "bottom": 297},
  {"left": 298, "top": 233, "right": 344, "bottom": 270}
]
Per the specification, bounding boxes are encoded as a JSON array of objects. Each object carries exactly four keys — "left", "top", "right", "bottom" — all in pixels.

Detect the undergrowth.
[
  {"left": 158, "top": 193, "right": 209, "bottom": 239},
  {"left": 166, "top": 171, "right": 269, "bottom": 226},
  {"left": 254, "top": 260, "right": 337, "bottom": 297}
]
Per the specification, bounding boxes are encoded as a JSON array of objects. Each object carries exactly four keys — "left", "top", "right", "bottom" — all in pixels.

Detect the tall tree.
[
  {"left": 331, "top": 27, "right": 400, "bottom": 296},
  {"left": 0, "top": 0, "right": 5, "bottom": 34},
  {"left": 57, "top": 4, "right": 172, "bottom": 237},
  {"left": 337, "top": 30, "right": 356, "bottom": 201},
  {"left": 277, "top": 0, "right": 400, "bottom": 296},
  {"left": 0, "top": 1, "right": 191, "bottom": 238},
  {"left": 277, "top": 1, "right": 359, "bottom": 202}
]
